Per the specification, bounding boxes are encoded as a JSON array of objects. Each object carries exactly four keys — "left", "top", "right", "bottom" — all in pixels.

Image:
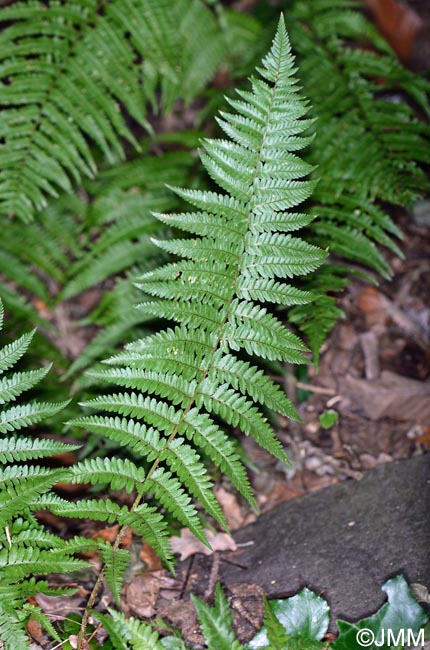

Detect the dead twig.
[{"left": 203, "top": 552, "right": 220, "bottom": 601}]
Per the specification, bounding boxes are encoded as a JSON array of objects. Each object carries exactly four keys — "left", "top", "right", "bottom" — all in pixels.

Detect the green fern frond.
[
  {"left": 0, "top": 149, "right": 194, "bottom": 380},
  {"left": 192, "top": 583, "right": 243, "bottom": 650},
  {"left": 0, "top": 436, "right": 78, "bottom": 464},
  {"left": 98, "top": 544, "right": 130, "bottom": 606},
  {"left": 0, "top": 547, "right": 87, "bottom": 581},
  {"left": 72, "top": 17, "right": 325, "bottom": 577},
  {"left": 279, "top": 0, "right": 430, "bottom": 352},
  {"left": 0, "top": 301, "right": 87, "bottom": 649},
  {"left": 94, "top": 609, "right": 170, "bottom": 650},
  {"left": 119, "top": 503, "right": 173, "bottom": 567},
  {"left": 0, "top": 0, "right": 227, "bottom": 222},
  {"left": 70, "top": 457, "right": 146, "bottom": 494},
  {"left": 290, "top": 0, "right": 429, "bottom": 247},
  {"left": 0, "top": 609, "right": 31, "bottom": 650}
]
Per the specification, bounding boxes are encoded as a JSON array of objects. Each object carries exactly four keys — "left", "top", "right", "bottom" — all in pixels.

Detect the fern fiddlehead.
[{"left": 64, "top": 17, "right": 326, "bottom": 645}]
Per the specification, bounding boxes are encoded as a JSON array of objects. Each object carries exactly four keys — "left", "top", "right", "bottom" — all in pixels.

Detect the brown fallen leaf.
[
  {"left": 125, "top": 571, "right": 163, "bottom": 618},
  {"left": 171, "top": 528, "right": 237, "bottom": 561},
  {"left": 216, "top": 487, "right": 255, "bottom": 530},
  {"left": 140, "top": 541, "right": 162, "bottom": 571},
  {"left": 417, "top": 425, "right": 430, "bottom": 449},
  {"left": 36, "top": 592, "right": 86, "bottom": 619},
  {"left": 343, "top": 370, "right": 430, "bottom": 422},
  {"left": 158, "top": 599, "right": 204, "bottom": 647},
  {"left": 228, "top": 583, "right": 265, "bottom": 644},
  {"left": 91, "top": 524, "right": 132, "bottom": 549},
  {"left": 364, "top": 0, "right": 422, "bottom": 61},
  {"left": 27, "top": 617, "right": 44, "bottom": 643},
  {"left": 357, "top": 287, "right": 387, "bottom": 328}
]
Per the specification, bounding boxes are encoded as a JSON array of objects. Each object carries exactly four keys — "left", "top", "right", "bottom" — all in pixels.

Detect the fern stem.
[{"left": 78, "top": 60, "right": 281, "bottom": 648}]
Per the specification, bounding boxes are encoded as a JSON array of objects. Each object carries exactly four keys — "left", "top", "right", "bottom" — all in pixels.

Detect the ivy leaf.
[
  {"left": 333, "top": 575, "right": 429, "bottom": 650},
  {"left": 247, "top": 588, "right": 329, "bottom": 649}
]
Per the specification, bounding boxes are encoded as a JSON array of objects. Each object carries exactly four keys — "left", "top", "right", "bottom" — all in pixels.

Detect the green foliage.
[
  {"left": 185, "top": 577, "right": 428, "bottom": 650},
  {"left": 333, "top": 575, "right": 429, "bottom": 650},
  {"left": 284, "top": 0, "right": 430, "bottom": 355},
  {"left": 95, "top": 609, "right": 188, "bottom": 649},
  {"left": 0, "top": 147, "right": 194, "bottom": 381},
  {"left": 68, "top": 18, "right": 324, "bottom": 580},
  {"left": 192, "top": 583, "right": 242, "bottom": 650},
  {"left": 319, "top": 410, "right": 339, "bottom": 429},
  {"left": 1, "top": 2, "right": 429, "bottom": 646},
  {"left": 0, "top": 300, "right": 90, "bottom": 649},
  {"left": 247, "top": 588, "right": 330, "bottom": 649},
  {"left": 98, "top": 543, "right": 131, "bottom": 606},
  {"left": 0, "top": 0, "right": 228, "bottom": 222}
]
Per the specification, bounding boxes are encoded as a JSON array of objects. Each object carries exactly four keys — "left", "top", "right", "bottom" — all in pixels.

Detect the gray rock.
[
  {"left": 220, "top": 455, "right": 430, "bottom": 629},
  {"left": 412, "top": 200, "right": 430, "bottom": 228}
]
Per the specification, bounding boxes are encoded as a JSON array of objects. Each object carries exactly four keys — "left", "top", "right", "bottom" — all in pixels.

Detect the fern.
[
  {"left": 192, "top": 583, "right": 243, "bottom": 650},
  {"left": 94, "top": 609, "right": 185, "bottom": 650},
  {"left": 280, "top": 0, "right": 430, "bottom": 355},
  {"left": 0, "top": 300, "right": 90, "bottom": 650},
  {"left": 65, "top": 19, "right": 326, "bottom": 641},
  {"left": 0, "top": 0, "right": 228, "bottom": 222},
  {"left": 0, "top": 148, "right": 196, "bottom": 385}
]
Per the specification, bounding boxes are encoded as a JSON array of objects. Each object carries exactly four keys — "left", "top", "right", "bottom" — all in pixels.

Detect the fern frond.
[
  {"left": 0, "top": 608, "right": 31, "bottom": 650},
  {"left": 290, "top": 0, "right": 429, "bottom": 252},
  {"left": 0, "top": 436, "right": 79, "bottom": 464},
  {"left": 0, "top": 400, "right": 69, "bottom": 434},
  {"left": 98, "top": 544, "right": 130, "bottom": 606},
  {"left": 0, "top": 0, "right": 228, "bottom": 222},
  {"left": 74, "top": 19, "right": 324, "bottom": 581},
  {"left": 0, "top": 149, "right": 194, "bottom": 379},
  {"left": 0, "top": 366, "right": 50, "bottom": 404},
  {"left": 70, "top": 457, "right": 146, "bottom": 494},
  {"left": 0, "top": 302, "right": 88, "bottom": 647},
  {"left": 192, "top": 583, "right": 243, "bottom": 650},
  {"left": 0, "top": 547, "right": 87, "bottom": 581},
  {"left": 119, "top": 503, "right": 173, "bottom": 567},
  {"left": 94, "top": 609, "right": 168, "bottom": 650},
  {"left": 273, "top": 0, "right": 430, "bottom": 353}
]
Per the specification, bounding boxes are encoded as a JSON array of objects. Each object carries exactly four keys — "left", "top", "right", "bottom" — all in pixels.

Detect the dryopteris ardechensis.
[{"left": 62, "top": 16, "right": 327, "bottom": 646}]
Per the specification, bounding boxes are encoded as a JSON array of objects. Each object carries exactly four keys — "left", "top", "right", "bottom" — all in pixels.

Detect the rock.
[{"left": 220, "top": 455, "right": 430, "bottom": 629}]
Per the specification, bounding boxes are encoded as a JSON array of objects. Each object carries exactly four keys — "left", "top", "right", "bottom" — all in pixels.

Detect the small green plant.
[{"left": 319, "top": 410, "right": 339, "bottom": 429}]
